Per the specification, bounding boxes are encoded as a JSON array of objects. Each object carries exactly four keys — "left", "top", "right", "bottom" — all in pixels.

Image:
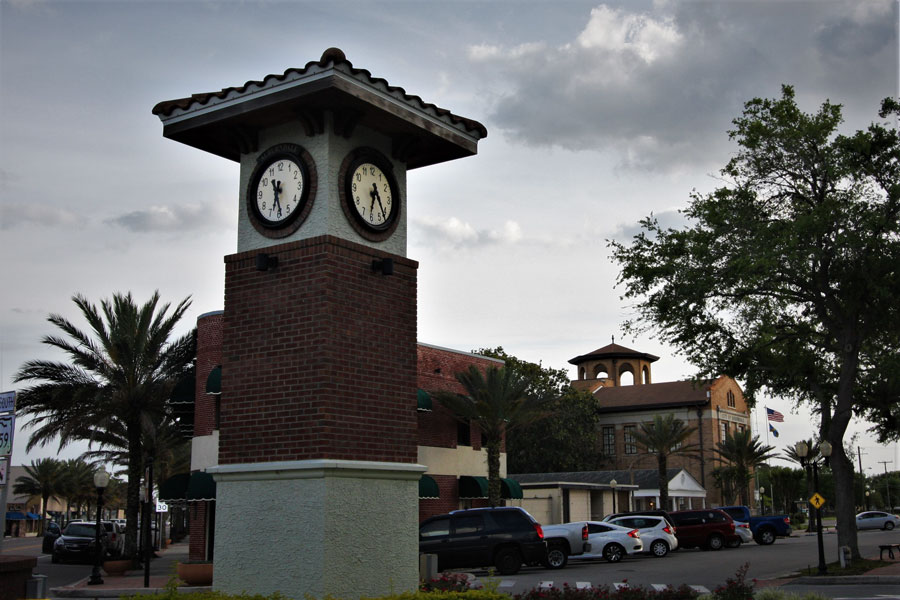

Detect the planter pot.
[
  {"left": 102, "top": 559, "right": 133, "bottom": 576},
  {"left": 176, "top": 562, "right": 213, "bottom": 586}
]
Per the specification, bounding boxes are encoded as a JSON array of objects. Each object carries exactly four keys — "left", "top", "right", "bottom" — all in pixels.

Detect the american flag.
[{"left": 766, "top": 407, "right": 784, "bottom": 422}]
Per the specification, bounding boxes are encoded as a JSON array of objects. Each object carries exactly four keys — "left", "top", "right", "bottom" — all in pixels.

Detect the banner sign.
[
  {"left": 0, "top": 415, "right": 14, "bottom": 456},
  {"left": 0, "top": 391, "right": 15, "bottom": 413}
]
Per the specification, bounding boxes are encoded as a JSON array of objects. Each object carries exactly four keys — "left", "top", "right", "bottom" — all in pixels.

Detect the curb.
[
  {"left": 785, "top": 575, "right": 900, "bottom": 586},
  {"left": 52, "top": 586, "right": 212, "bottom": 598}
]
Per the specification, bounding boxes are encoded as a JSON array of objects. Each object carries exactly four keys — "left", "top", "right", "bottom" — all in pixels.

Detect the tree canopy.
[
  {"left": 610, "top": 86, "right": 900, "bottom": 558},
  {"left": 629, "top": 414, "right": 698, "bottom": 511}
]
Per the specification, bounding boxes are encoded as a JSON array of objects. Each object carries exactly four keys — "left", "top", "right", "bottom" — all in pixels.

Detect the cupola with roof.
[{"left": 569, "top": 340, "right": 659, "bottom": 386}]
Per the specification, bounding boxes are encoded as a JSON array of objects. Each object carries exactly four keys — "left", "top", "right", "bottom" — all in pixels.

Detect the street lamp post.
[
  {"left": 796, "top": 439, "right": 832, "bottom": 576},
  {"left": 865, "top": 490, "right": 870, "bottom": 511},
  {"left": 610, "top": 479, "right": 618, "bottom": 514},
  {"left": 759, "top": 486, "right": 765, "bottom": 515},
  {"left": 88, "top": 470, "right": 110, "bottom": 585}
]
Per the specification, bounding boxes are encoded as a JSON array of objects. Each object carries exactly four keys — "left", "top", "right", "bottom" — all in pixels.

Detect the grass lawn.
[{"left": 793, "top": 557, "right": 892, "bottom": 577}]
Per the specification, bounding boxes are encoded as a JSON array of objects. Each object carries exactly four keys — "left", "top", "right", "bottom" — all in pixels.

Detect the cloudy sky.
[{"left": 1, "top": 0, "right": 898, "bottom": 473}]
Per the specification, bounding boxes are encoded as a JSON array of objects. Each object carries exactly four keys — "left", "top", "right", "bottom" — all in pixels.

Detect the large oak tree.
[{"left": 610, "top": 87, "right": 900, "bottom": 558}]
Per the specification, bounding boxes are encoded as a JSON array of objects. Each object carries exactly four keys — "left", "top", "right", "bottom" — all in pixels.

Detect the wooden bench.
[{"left": 879, "top": 543, "right": 900, "bottom": 560}]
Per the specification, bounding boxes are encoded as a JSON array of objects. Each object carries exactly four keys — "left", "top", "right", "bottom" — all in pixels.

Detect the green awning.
[
  {"left": 159, "top": 473, "right": 191, "bottom": 502},
  {"left": 417, "top": 389, "right": 432, "bottom": 411},
  {"left": 419, "top": 475, "right": 439, "bottom": 499},
  {"left": 501, "top": 478, "right": 523, "bottom": 499},
  {"left": 458, "top": 475, "right": 489, "bottom": 499},
  {"left": 205, "top": 366, "right": 222, "bottom": 395},
  {"left": 186, "top": 471, "right": 216, "bottom": 501}
]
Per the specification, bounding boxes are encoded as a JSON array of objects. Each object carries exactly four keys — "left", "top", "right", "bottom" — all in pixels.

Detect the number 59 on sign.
[{"left": 0, "top": 415, "right": 14, "bottom": 456}]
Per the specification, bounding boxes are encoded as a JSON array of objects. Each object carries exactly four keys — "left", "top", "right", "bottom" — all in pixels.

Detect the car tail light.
[
  {"left": 582, "top": 524, "right": 589, "bottom": 541},
  {"left": 784, "top": 517, "right": 791, "bottom": 525},
  {"left": 627, "top": 529, "right": 640, "bottom": 538},
  {"left": 739, "top": 523, "right": 750, "bottom": 529},
  {"left": 111, "top": 533, "right": 117, "bottom": 541},
  {"left": 662, "top": 525, "right": 673, "bottom": 534},
  {"left": 534, "top": 523, "right": 544, "bottom": 540}
]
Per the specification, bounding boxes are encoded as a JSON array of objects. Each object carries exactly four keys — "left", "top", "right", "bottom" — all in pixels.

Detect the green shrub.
[
  {"left": 791, "top": 513, "right": 806, "bottom": 526},
  {"left": 754, "top": 590, "right": 829, "bottom": 600},
  {"left": 512, "top": 583, "right": 699, "bottom": 600},
  {"left": 709, "top": 563, "right": 753, "bottom": 600}
]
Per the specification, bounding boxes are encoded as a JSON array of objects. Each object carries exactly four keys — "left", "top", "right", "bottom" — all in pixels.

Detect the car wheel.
[
  {"left": 495, "top": 548, "right": 523, "bottom": 576},
  {"left": 755, "top": 527, "right": 776, "bottom": 545},
  {"left": 543, "top": 543, "right": 568, "bottom": 569},
  {"left": 707, "top": 533, "right": 724, "bottom": 551},
  {"left": 726, "top": 538, "right": 742, "bottom": 548},
  {"left": 604, "top": 543, "right": 626, "bottom": 563},
  {"left": 650, "top": 540, "right": 669, "bottom": 557},
  {"left": 885, "top": 521, "right": 895, "bottom": 531}
]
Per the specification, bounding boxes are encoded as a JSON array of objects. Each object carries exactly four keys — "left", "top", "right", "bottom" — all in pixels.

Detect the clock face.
[
  {"left": 245, "top": 144, "right": 315, "bottom": 236},
  {"left": 339, "top": 148, "right": 401, "bottom": 241},
  {"left": 349, "top": 162, "right": 394, "bottom": 230},
  {"left": 253, "top": 157, "right": 305, "bottom": 226}
]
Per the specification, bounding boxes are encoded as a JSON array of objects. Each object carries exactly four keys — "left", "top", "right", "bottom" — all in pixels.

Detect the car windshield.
[{"left": 64, "top": 523, "right": 99, "bottom": 537}]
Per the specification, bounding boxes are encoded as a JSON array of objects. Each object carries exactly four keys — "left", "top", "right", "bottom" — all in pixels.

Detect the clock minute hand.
[{"left": 272, "top": 180, "right": 283, "bottom": 217}]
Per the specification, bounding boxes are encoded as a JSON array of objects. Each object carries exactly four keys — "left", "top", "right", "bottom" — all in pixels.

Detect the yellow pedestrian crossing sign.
[{"left": 809, "top": 493, "right": 826, "bottom": 509}]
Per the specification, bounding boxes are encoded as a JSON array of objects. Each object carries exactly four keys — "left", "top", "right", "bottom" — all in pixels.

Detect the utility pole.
[{"left": 878, "top": 460, "right": 893, "bottom": 510}]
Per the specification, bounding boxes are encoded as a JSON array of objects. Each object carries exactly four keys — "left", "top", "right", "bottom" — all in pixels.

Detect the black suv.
[{"left": 419, "top": 506, "right": 547, "bottom": 575}]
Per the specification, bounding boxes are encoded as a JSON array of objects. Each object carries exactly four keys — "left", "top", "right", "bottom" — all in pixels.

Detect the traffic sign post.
[
  {"left": 809, "top": 492, "right": 826, "bottom": 510},
  {"left": 0, "top": 390, "right": 16, "bottom": 554}
]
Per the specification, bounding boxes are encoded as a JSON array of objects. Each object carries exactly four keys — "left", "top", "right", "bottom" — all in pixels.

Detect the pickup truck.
[
  {"left": 541, "top": 522, "right": 591, "bottom": 569},
  {"left": 717, "top": 505, "right": 792, "bottom": 545}
]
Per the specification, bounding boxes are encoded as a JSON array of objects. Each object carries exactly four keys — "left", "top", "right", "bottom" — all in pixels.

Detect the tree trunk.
[
  {"left": 829, "top": 341, "right": 860, "bottom": 558},
  {"left": 487, "top": 438, "right": 502, "bottom": 507},
  {"left": 657, "top": 454, "right": 668, "bottom": 511},
  {"left": 123, "top": 417, "right": 143, "bottom": 560}
]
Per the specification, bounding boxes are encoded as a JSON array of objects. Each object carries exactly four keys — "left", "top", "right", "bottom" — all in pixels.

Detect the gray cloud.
[
  {"left": 609, "top": 208, "right": 690, "bottom": 244},
  {"left": 106, "top": 202, "right": 233, "bottom": 233},
  {"left": 468, "top": 1, "right": 898, "bottom": 172},
  {"left": 0, "top": 202, "right": 86, "bottom": 230}
]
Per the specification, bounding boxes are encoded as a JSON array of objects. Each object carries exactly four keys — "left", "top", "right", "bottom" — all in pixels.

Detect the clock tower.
[{"left": 153, "top": 48, "right": 486, "bottom": 598}]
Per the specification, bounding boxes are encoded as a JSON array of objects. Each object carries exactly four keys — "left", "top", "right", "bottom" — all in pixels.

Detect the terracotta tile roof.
[
  {"left": 591, "top": 380, "right": 712, "bottom": 412},
  {"left": 570, "top": 379, "right": 608, "bottom": 394},
  {"left": 152, "top": 47, "right": 487, "bottom": 142},
  {"left": 568, "top": 343, "right": 660, "bottom": 365}
]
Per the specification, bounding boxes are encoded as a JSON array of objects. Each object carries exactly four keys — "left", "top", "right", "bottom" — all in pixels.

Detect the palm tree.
[
  {"left": 56, "top": 458, "right": 97, "bottom": 521},
  {"left": 715, "top": 429, "right": 777, "bottom": 506},
  {"left": 14, "top": 291, "right": 193, "bottom": 559},
  {"left": 434, "top": 365, "right": 548, "bottom": 507},
  {"left": 13, "top": 458, "right": 63, "bottom": 531},
  {"left": 628, "top": 414, "right": 698, "bottom": 511}
]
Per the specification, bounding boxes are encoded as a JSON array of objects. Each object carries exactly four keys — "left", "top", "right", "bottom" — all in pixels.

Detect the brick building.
[{"left": 569, "top": 343, "right": 752, "bottom": 509}]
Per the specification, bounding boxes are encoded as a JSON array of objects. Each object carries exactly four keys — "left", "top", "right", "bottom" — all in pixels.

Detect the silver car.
[
  {"left": 856, "top": 511, "right": 900, "bottom": 530},
  {"left": 729, "top": 520, "right": 753, "bottom": 547},
  {"left": 606, "top": 514, "right": 678, "bottom": 557},
  {"left": 571, "top": 521, "right": 643, "bottom": 563}
]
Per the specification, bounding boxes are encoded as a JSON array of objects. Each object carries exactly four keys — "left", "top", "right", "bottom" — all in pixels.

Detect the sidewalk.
[{"left": 51, "top": 539, "right": 210, "bottom": 597}]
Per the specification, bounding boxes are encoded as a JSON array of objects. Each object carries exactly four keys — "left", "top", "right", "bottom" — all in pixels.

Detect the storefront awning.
[
  {"left": 5, "top": 511, "right": 25, "bottom": 520},
  {"left": 501, "top": 478, "right": 523, "bottom": 499},
  {"left": 159, "top": 473, "right": 191, "bottom": 502},
  {"left": 26, "top": 512, "right": 41, "bottom": 520},
  {"left": 419, "top": 475, "right": 439, "bottom": 499},
  {"left": 186, "top": 471, "right": 216, "bottom": 501},
  {"left": 205, "top": 366, "right": 222, "bottom": 395},
  {"left": 458, "top": 475, "right": 489, "bottom": 499},
  {"left": 417, "top": 389, "right": 432, "bottom": 411}
]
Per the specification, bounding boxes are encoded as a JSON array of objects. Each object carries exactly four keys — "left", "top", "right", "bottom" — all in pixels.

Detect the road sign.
[
  {"left": 809, "top": 492, "right": 826, "bottom": 509},
  {"left": 0, "top": 391, "right": 14, "bottom": 413},
  {"left": 156, "top": 501, "right": 169, "bottom": 513},
  {"left": 0, "top": 415, "right": 14, "bottom": 455},
  {"left": 0, "top": 460, "right": 7, "bottom": 485}
]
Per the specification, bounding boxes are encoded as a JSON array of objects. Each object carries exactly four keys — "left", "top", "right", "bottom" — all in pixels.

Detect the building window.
[
  {"left": 458, "top": 420, "right": 471, "bottom": 446},
  {"left": 720, "top": 421, "right": 729, "bottom": 441},
  {"left": 602, "top": 426, "right": 615, "bottom": 456},
  {"left": 727, "top": 390, "right": 736, "bottom": 408},
  {"left": 624, "top": 425, "right": 637, "bottom": 455}
]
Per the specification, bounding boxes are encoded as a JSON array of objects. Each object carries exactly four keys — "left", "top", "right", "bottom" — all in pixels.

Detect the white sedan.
[
  {"left": 606, "top": 514, "right": 679, "bottom": 557},
  {"left": 856, "top": 511, "right": 900, "bottom": 530},
  {"left": 571, "top": 521, "right": 643, "bottom": 563}
]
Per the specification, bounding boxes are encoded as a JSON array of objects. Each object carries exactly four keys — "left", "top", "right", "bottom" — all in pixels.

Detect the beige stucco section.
[
  {"left": 208, "top": 459, "right": 425, "bottom": 598},
  {"left": 417, "top": 445, "right": 505, "bottom": 477}
]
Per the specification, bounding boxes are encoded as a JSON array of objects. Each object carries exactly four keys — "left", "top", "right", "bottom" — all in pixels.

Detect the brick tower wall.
[{"left": 219, "top": 235, "right": 418, "bottom": 465}]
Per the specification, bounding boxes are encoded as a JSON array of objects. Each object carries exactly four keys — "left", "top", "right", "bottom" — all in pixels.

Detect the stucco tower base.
[{"left": 208, "top": 460, "right": 426, "bottom": 598}]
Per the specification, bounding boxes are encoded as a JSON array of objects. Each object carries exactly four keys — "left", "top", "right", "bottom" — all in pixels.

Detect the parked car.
[
  {"left": 571, "top": 521, "right": 643, "bottom": 563},
  {"left": 604, "top": 509, "right": 676, "bottom": 528},
  {"left": 42, "top": 522, "right": 62, "bottom": 553},
  {"left": 717, "top": 505, "right": 791, "bottom": 545},
  {"left": 541, "top": 521, "right": 592, "bottom": 569},
  {"left": 729, "top": 521, "right": 753, "bottom": 547},
  {"left": 51, "top": 522, "right": 109, "bottom": 564},
  {"left": 668, "top": 509, "right": 740, "bottom": 550},
  {"left": 606, "top": 514, "right": 678, "bottom": 557},
  {"left": 101, "top": 521, "right": 125, "bottom": 557},
  {"left": 856, "top": 511, "right": 900, "bottom": 530},
  {"left": 418, "top": 506, "right": 548, "bottom": 575}
]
